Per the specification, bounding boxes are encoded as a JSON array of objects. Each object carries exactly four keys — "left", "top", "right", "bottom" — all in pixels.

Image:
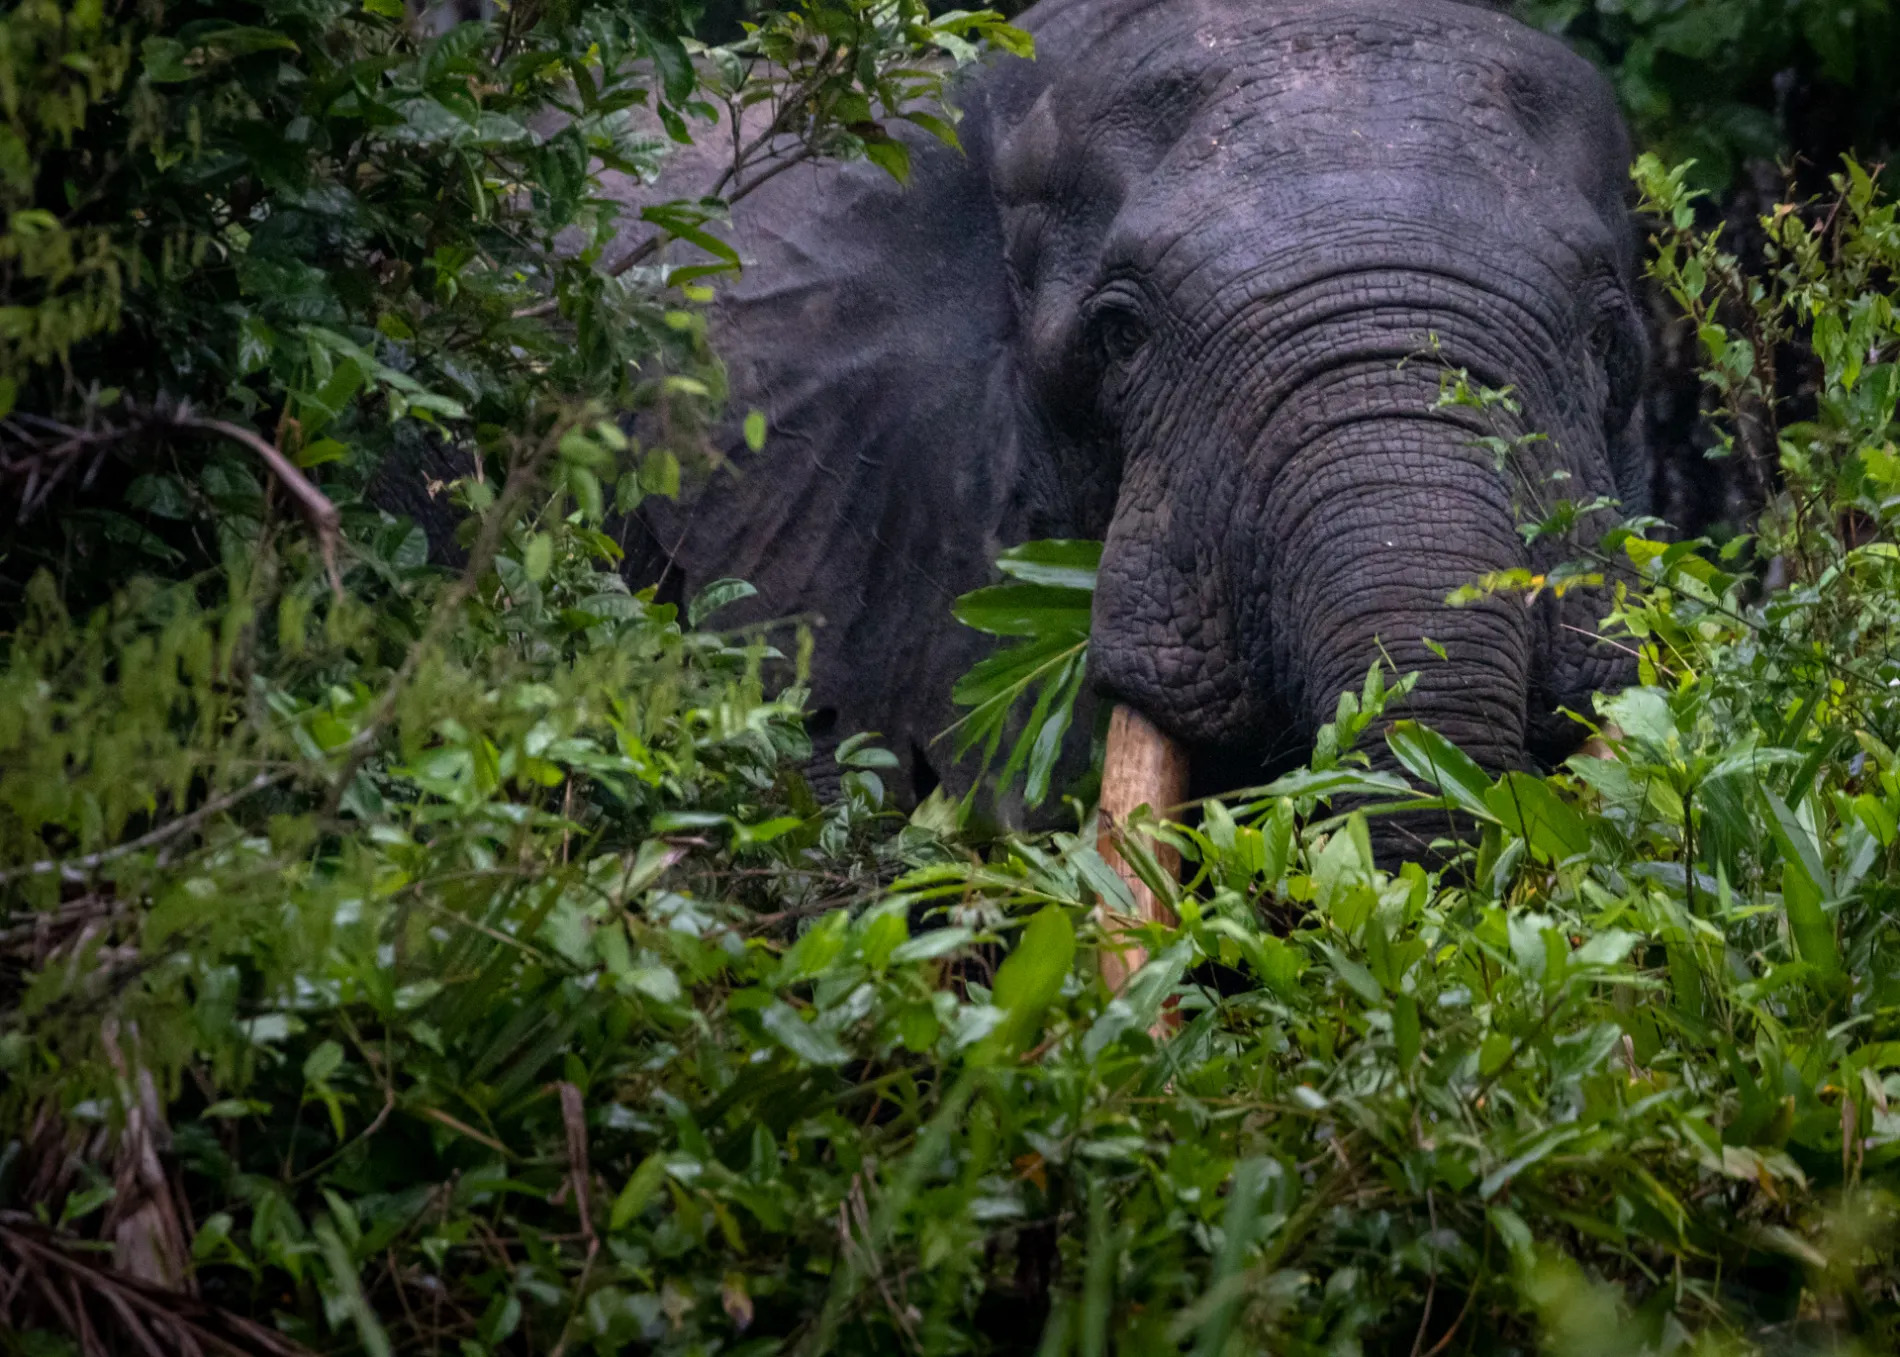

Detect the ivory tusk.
[
  {"left": 1095, "top": 704, "right": 1189, "bottom": 994},
  {"left": 1577, "top": 721, "right": 1626, "bottom": 762}
]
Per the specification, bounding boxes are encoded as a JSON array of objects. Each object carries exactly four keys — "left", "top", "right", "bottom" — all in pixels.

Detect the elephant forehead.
[{"left": 1020, "top": 0, "right": 1619, "bottom": 205}]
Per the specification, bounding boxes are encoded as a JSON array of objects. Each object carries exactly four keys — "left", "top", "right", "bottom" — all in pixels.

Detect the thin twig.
[
  {"left": 170, "top": 414, "right": 343, "bottom": 595},
  {"left": 321, "top": 432, "right": 559, "bottom": 813},
  {"left": 288, "top": 1090, "right": 396, "bottom": 1186},
  {"left": 0, "top": 1216, "right": 317, "bottom": 1357},
  {"left": 0, "top": 408, "right": 345, "bottom": 593},
  {"left": 1410, "top": 1189, "right": 1439, "bottom": 1357},
  {"left": 420, "top": 1107, "right": 513, "bottom": 1157},
  {"left": 0, "top": 771, "right": 288, "bottom": 887}
]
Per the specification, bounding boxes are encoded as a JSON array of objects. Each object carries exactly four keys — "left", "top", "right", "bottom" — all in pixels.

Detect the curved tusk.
[
  {"left": 1577, "top": 721, "right": 1627, "bottom": 762},
  {"left": 1095, "top": 704, "right": 1188, "bottom": 995}
]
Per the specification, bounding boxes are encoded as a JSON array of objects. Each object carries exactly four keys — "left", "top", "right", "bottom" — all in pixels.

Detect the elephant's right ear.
[{"left": 630, "top": 76, "right": 1060, "bottom": 782}]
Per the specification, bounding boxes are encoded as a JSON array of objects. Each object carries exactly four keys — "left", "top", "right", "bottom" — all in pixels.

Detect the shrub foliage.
[{"left": 5, "top": 1, "right": 1900, "bottom": 1354}]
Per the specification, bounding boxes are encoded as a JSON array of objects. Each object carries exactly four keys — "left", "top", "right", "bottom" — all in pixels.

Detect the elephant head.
[{"left": 630, "top": 0, "right": 1648, "bottom": 821}]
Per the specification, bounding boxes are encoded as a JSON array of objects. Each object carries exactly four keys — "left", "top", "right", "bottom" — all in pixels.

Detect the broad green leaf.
[
  {"left": 1484, "top": 772, "right": 1590, "bottom": 861},
  {"left": 1387, "top": 721, "right": 1497, "bottom": 820},
  {"left": 1599, "top": 686, "right": 1677, "bottom": 750},
  {"left": 523, "top": 533, "right": 553, "bottom": 583},
  {"left": 688, "top": 577, "right": 758, "bottom": 627},
  {"left": 889, "top": 927, "right": 975, "bottom": 964},
  {"left": 951, "top": 583, "right": 1093, "bottom": 638},
  {"left": 1083, "top": 939, "right": 1191, "bottom": 1060},
  {"left": 610, "top": 1154, "right": 668, "bottom": 1230},
  {"left": 994, "top": 539, "right": 1102, "bottom": 591},
  {"left": 760, "top": 1001, "right": 850, "bottom": 1067},
  {"left": 303, "top": 1040, "right": 344, "bottom": 1084},
  {"left": 1762, "top": 788, "right": 1841, "bottom": 977},
  {"left": 1393, "top": 994, "right": 1421, "bottom": 1070},
  {"left": 984, "top": 907, "right": 1076, "bottom": 1057},
  {"left": 1480, "top": 1125, "right": 1582, "bottom": 1200}
]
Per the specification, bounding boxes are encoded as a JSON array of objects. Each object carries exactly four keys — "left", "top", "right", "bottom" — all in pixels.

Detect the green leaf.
[
  {"left": 862, "top": 136, "right": 911, "bottom": 184},
  {"left": 1082, "top": 939, "right": 1192, "bottom": 1059},
  {"left": 760, "top": 1001, "right": 851, "bottom": 1066},
  {"left": 951, "top": 583, "right": 1093, "bottom": 638},
  {"left": 640, "top": 448, "right": 681, "bottom": 499},
  {"left": 610, "top": 1154, "right": 668, "bottom": 1230},
  {"left": 890, "top": 927, "right": 975, "bottom": 963},
  {"left": 688, "top": 577, "right": 758, "bottom": 627},
  {"left": 836, "top": 733, "right": 899, "bottom": 769},
  {"left": 978, "top": 22, "right": 1036, "bottom": 58},
  {"left": 1479, "top": 1125, "right": 1582, "bottom": 1200},
  {"left": 140, "top": 37, "right": 194, "bottom": 82},
  {"left": 316, "top": 1217, "right": 392, "bottom": 1357},
  {"left": 1599, "top": 686, "right": 1676, "bottom": 750},
  {"left": 1319, "top": 942, "right": 1383, "bottom": 1004},
  {"left": 1246, "top": 767, "right": 1416, "bottom": 805},
  {"left": 982, "top": 907, "right": 1076, "bottom": 1057},
  {"left": 651, "top": 810, "right": 730, "bottom": 833},
  {"left": 523, "top": 533, "right": 553, "bottom": 583},
  {"left": 1762, "top": 788, "right": 1841, "bottom": 977},
  {"left": 1189, "top": 1158, "right": 1282, "bottom": 1357},
  {"left": 199, "top": 1099, "right": 266, "bottom": 1119},
  {"left": 126, "top": 474, "right": 190, "bottom": 519},
  {"left": 1387, "top": 722, "right": 1497, "bottom": 821},
  {"left": 1484, "top": 772, "right": 1590, "bottom": 861},
  {"left": 57, "top": 1183, "right": 115, "bottom": 1227},
  {"left": 743, "top": 409, "right": 767, "bottom": 453},
  {"left": 1393, "top": 994, "right": 1421, "bottom": 1071},
  {"left": 303, "top": 1039, "right": 344, "bottom": 1084},
  {"left": 295, "top": 438, "right": 348, "bottom": 469},
  {"left": 994, "top": 539, "right": 1102, "bottom": 591},
  {"left": 897, "top": 110, "right": 962, "bottom": 150},
  {"left": 641, "top": 27, "right": 695, "bottom": 104},
  {"left": 189, "top": 24, "right": 300, "bottom": 55}
]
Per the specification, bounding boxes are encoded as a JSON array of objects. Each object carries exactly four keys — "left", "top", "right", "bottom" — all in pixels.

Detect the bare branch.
[
  {"left": 0, "top": 770, "right": 288, "bottom": 888},
  {"left": 0, "top": 406, "right": 345, "bottom": 594},
  {"left": 0, "top": 1215, "right": 318, "bottom": 1357},
  {"left": 168, "top": 413, "right": 343, "bottom": 595}
]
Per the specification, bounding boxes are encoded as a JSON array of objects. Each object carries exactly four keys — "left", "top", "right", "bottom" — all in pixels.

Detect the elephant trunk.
[{"left": 1258, "top": 375, "right": 1534, "bottom": 779}]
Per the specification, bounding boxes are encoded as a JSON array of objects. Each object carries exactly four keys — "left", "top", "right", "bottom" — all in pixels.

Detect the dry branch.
[
  {"left": 0, "top": 406, "right": 342, "bottom": 591},
  {"left": 0, "top": 1214, "right": 317, "bottom": 1357}
]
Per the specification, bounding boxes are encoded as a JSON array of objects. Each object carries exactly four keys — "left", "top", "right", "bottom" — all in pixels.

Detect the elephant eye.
[
  {"left": 1086, "top": 295, "right": 1151, "bottom": 368},
  {"left": 1585, "top": 288, "right": 1643, "bottom": 424}
]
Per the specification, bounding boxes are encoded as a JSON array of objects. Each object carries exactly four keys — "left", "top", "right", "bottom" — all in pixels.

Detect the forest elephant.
[{"left": 623, "top": 0, "right": 1650, "bottom": 822}]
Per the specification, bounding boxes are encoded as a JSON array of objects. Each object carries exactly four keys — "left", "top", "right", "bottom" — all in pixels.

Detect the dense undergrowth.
[
  {"left": 2, "top": 157, "right": 1900, "bottom": 1354},
  {"left": 6, "top": 0, "right": 1900, "bottom": 1353}
]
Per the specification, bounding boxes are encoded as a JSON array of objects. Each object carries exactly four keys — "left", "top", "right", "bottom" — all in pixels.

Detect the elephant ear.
[{"left": 629, "top": 83, "right": 1059, "bottom": 801}]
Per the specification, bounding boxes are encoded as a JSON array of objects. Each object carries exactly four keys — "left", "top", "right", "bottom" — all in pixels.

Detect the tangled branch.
[
  {"left": 0, "top": 405, "right": 341, "bottom": 590},
  {"left": 0, "top": 1214, "right": 318, "bottom": 1357}
]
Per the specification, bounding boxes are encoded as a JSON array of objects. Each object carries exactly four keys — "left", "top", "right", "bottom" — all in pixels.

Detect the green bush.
[
  {"left": 1515, "top": 0, "right": 1900, "bottom": 191},
  {"left": 0, "top": 0, "right": 1023, "bottom": 606},
  {"left": 9, "top": 132, "right": 1900, "bottom": 1350},
  {"left": 6, "top": 0, "right": 1900, "bottom": 1351}
]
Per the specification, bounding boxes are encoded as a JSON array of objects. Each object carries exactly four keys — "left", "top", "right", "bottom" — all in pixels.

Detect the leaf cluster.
[{"left": 1514, "top": 0, "right": 1900, "bottom": 192}]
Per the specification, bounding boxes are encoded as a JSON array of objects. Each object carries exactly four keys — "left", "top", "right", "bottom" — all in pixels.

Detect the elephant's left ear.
[{"left": 629, "top": 73, "right": 1056, "bottom": 787}]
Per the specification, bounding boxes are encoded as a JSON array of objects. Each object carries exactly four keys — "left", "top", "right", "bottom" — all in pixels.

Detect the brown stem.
[
  {"left": 0, "top": 771, "right": 288, "bottom": 887},
  {"left": 170, "top": 415, "right": 343, "bottom": 596},
  {"left": 1, "top": 408, "right": 343, "bottom": 593}
]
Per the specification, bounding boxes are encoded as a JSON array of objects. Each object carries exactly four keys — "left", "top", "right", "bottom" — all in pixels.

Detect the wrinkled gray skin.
[{"left": 623, "top": 0, "right": 1648, "bottom": 832}]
